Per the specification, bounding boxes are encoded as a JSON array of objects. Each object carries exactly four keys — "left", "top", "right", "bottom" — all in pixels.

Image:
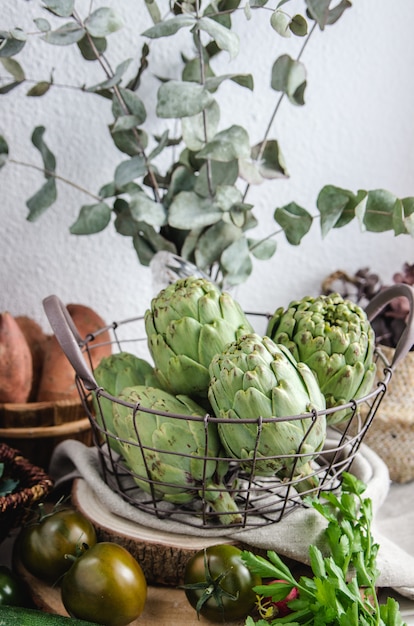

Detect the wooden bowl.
[{"left": 0, "top": 399, "right": 92, "bottom": 471}]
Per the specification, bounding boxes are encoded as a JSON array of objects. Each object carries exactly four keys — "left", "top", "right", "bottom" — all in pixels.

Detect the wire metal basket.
[{"left": 43, "top": 284, "right": 414, "bottom": 530}]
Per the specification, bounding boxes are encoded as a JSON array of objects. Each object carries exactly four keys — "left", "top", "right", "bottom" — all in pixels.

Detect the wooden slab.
[{"left": 71, "top": 478, "right": 240, "bottom": 587}]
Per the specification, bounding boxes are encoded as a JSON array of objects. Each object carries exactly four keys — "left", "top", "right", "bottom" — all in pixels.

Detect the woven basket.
[
  {"left": 0, "top": 399, "right": 92, "bottom": 471},
  {"left": 357, "top": 345, "right": 414, "bottom": 483},
  {"left": 0, "top": 442, "right": 54, "bottom": 544}
]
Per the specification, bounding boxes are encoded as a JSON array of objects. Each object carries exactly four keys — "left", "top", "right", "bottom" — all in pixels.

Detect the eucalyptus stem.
[
  {"left": 8, "top": 158, "right": 101, "bottom": 201},
  {"left": 242, "top": 20, "right": 318, "bottom": 203},
  {"left": 73, "top": 8, "right": 162, "bottom": 203},
  {"left": 195, "top": 3, "right": 214, "bottom": 198}
]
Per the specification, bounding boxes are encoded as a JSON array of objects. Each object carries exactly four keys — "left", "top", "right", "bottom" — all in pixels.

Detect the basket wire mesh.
[{"left": 70, "top": 312, "right": 391, "bottom": 529}]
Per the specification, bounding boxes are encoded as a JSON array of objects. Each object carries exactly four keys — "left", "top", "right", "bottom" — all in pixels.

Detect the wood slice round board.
[
  {"left": 71, "top": 478, "right": 243, "bottom": 587},
  {"left": 14, "top": 555, "right": 245, "bottom": 626}
]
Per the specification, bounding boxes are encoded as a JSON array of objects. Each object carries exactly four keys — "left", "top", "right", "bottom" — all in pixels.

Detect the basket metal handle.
[
  {"left": 43, "top": 295, "right": 99, "bottom": 391},
  {"left": 364, "top": 283, "right": 414, "bottom": 368}
]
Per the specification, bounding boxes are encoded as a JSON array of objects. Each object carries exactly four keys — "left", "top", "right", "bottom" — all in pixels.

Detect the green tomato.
[
  {"left": 61, "top": 542, "right": 147, "bottom": 626},
  {"left": 0, "top": 566, "right": 29, "bottom": 607},
  {"left": 18, "top": 507, "right": 97, "bottom": 584},
  {"left": 183, "top": 544, "right": 261, "bottom": 622}
]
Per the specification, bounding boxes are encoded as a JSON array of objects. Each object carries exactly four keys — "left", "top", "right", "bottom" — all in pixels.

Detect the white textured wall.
[{"left": 1, "top": 0, "right": 414, "bottom": 333}]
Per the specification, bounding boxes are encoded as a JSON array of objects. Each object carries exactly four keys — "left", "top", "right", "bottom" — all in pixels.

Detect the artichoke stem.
[
  {"left": 201, "top": 482, "right": 243, "bottom": 526},
  {"left": 285, "top": 461, "right": 320, "bottom": 495}
]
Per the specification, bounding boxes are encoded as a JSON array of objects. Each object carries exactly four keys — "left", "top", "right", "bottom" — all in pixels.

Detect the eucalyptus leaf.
[
  {"left": 198, "top": 16, "right": 240, "bottom": 59},
  {"left": 305, "top": 0, "right": 331, "bottom": 29},
  {"left": 215, "top": 185, "right": 243, "bottom": 212},
  {"left": 271, "top": 54, "right": 307, "bottom": 105},
  {"left": 325, "top": 0, "right": 352, "bottom": 26},
  {"left": 26, "top": 178, "right": 57, "bottom": 221},
  {"left": 220, "top": 236, "right": 253, "bottom": 285},
  {"left": 317, "top": 185, "right": 357, "bottom": 236},
  {"left": 34, "top": 18, "right": 51, "bottom": 33},
  {"left": 163, "top": 165, "right": 196, "bottom": 208},
  {"left": 85, "top": 7, "right": 123, "bottom": 38},
  {"left": 148, "top": 130, "right": 170, "bottom": 160},
  {"left": 144, "top": 0, "right": 162, "bottom": 24},
  {"left": 251, "top": 140, "right": 288, "bottom": 179},
  {"left": 112, "top": 114, "right": 143, "bottom": 132},
  {"left": 181, "top": 226, "right": 203, "bottom": 260},
  {"left": 129, "top": 192, "right": 166, "bottom": 227},
  {"left": 133, "top": 224, "right": 177, "bottom": 265},
  {"left": 290, "top": 14, "right": 308, "bottom": 36},
  {"left": 156, "top": 81, "right": 214, "bottom": 118},
  {"left": 229, "top": 203, "right": 253, "bottom": 228},
  {"left": 31, "top": 126, "right": 56, "bottom": 174},
  {"left": 77, "top": 34, "right": 107, "bottom": 61},
  {"left": 356, "top": 189, "right": 398, "bottom": 233},
  {"left": 41, "top": 22, "right": 85, "bottom": 45},
  {"left": 0, "top": 29, "right": 27, "bottom": 57},
  {"left": 87, "top": 59, "right": 132, "bottom": 91},
  {"left": 42, "top": 0, "right": 74, "bottom": 17},
  {"left": 197, "top": 125, "right": 250, "bottom": 161},
  {"left": 0, "top": 57, "right": 25, "bottom": 82},
  {"left": 238, "top": 159, "right": 264, "bottom": 185},
  {"left": 270, "top": 10, "right": 291, "bottom": 37},
  {"left": 204, "top": 73, "right": 254, "bottom": 92},
  {"left": 114, "top": 155, "right": 146, "bottom": 188},
  {"left": 274, "top": 201, "right": 313, "bottom": 244},
  {"left": 248, "top": 237, "right": 277, "bottom": 260},
  {"left": 142, "top": 15, "right": 197, "bottom": 38},
  {"left": 114, "top": 200, "right": 140, "bottom": 236},
  {"left": 0, "top": 81, "right": 21, "bottom": 95},
  {"left": 110, "top": 127, "right": 147, "bottom": 157},
  {"left": 194, "top": 159, "right": 239, "bottom": 197},
  {"left": 70, "top": 202, "right": 112, "bottom": 234},
  {"left": 181, "top": 100, "right": 220, "bottom": 151},
  {"left": 401, "top": 197, "right": 414, "bottom": 236},
  {"left": 194, "top": 221, "right": 242, "bottom": 269},
  {"left": 113, "top": 88, "right": 147, "bottom": 124},
  {"left": 168, "top": 191, "right": 222, "bottom": 229},
  {"left": 0, "top": 135, "right": 9, "bottom": 169},
  {"left": 182, "top": 57, "right": 214, "bottom": 84},
  {"left": 27, "top": 81, "right": 51, "bottom": 97}
]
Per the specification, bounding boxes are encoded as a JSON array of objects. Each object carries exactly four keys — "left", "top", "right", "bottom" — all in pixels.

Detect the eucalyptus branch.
[
  {"left": 73, "top": 6, "right": 162, "bottom": 203},
  {"left": 8, "top": 158, "right": 101, "bottom": 202},
  {"left": 194, "top": 15, "right": 214, "bottom": 198},
  {"left": 243, "top": 20, "right": 318, "bottom": 204}
]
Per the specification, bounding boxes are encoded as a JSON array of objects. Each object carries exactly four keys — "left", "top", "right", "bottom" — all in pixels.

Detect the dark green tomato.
[
  {"left": 18, "top": 508, "right": 97, "bottom": 584},
  {"left": 0, "top": 566, "right": 28, "bottom": 607},
  {"left": 61, "top": 542, "right": 147, "bottom": 626},
  {"left": 183, "top": 544, "right": 261, "bottom": 622}
]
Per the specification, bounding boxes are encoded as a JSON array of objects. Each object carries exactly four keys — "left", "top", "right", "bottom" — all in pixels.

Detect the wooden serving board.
[
  {"left": 14, "top": 556, "right": 245, "bottom": 625},
  {"left": 71, "top": 478, "right": 241, "bottom": 587}
]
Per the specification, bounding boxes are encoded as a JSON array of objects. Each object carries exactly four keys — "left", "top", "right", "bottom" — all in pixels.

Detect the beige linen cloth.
[{"left": 50, "top": 438, "right": 414, "bottom": 599}]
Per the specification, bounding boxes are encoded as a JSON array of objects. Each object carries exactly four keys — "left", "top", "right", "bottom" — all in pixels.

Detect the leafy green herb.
[
  {"left": 242, "top": 472, "right": 407, "bottom": 626},
  {"left": 0, "top": 462, "right": 19, "bottom": 497}
]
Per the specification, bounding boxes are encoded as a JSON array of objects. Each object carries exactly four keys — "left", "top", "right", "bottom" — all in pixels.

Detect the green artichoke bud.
[
  {"left": 144, "top": 277, "right": 254, "bottom": 397},
  {"left": 208, "top": 333, "right": 326, "bottom": 486},
  {"left": 93, "top": 352, "right": 158, "bottom": 454},
  {"left": 112, "top": 385, "right": 242, "bottom": 525},
  {"left": 266, "top": 293, "right": 377, "bottom": 425}
]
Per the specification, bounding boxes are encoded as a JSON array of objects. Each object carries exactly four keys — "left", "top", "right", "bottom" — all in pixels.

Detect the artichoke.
[
  {"left": 266, "top": 293, "right": 376, "bottom": 424},
  {"left": 93, "top": 352, "right": 158, "bottom": 454},
  {"left": 208, "top": 333, "right": 326, "bottom": 485},
  {"left": 144, "top": 277, "right": 254, "bottom": 397},
  {"left": 112, "top": 385, "right": 242, "bottom": 525}
]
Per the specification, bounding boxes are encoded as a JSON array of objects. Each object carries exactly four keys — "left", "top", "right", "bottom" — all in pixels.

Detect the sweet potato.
[
  {"left": 15, "top": 315, "right": 49, "bottom": 402},
  {"left": 0, "top": 311, "right": 33, "bottom": 403},
  {"left": 37, "top": 303, "right": 112, "bottom": 402}
]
